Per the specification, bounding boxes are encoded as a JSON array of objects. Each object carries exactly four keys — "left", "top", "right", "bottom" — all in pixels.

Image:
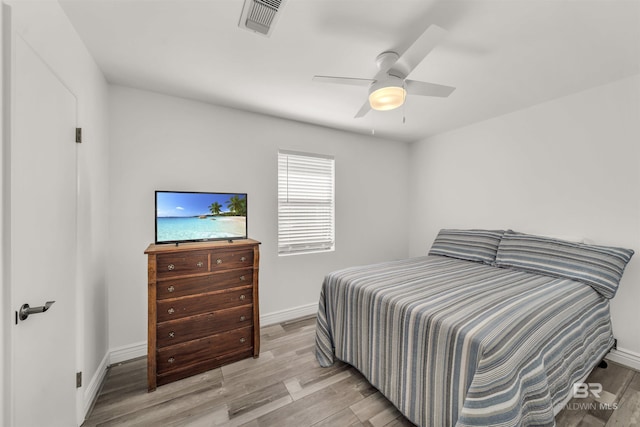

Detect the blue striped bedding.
[{"left": 315, "top": 255, "right": 614, "bottom": 427}]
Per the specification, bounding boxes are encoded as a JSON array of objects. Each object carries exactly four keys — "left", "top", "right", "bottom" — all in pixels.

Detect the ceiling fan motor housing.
[{"left": 376, "top": 51, "right": 400, "bottom": 71}]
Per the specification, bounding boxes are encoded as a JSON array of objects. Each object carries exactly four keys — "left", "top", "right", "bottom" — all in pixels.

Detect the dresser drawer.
[
  {"left": 156, "top": 251, "right": 208, "bottom": 278},
  {"left": 156, "top": 326, "right": 253, "bottom": 374},
  {"left": 157, "top": 269, "right": 253, "bottom": 300},
  {"left": 156, "top": 348, "right": 254, "bottom": 387},
  {"left": 157, "top": 286, "right": 253, "bottom": 322},
  {"left": 211, "top": 249, "right": 253, "bottom": 271},
  {"left": 157, "top": 305, "right": 253, "bottom": 347}
]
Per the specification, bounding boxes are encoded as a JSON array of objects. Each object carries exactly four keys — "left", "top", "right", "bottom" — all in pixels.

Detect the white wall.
[
  {"left": 1, "top": 4, "right": 7, "bottom": 425},
  {"left": 408, "top": 75, "right": 640, "bottom": 358},
  {"left": 107, "top": 85, "right": 410, "bottom": 350},
  {"left": 2, "top": 0, "right": 110, "bottom": 421}
]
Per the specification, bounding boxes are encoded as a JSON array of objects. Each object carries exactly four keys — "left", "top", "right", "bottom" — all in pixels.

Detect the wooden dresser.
[{"left": 145, "top": 239, "right": 260, "bottom": 391}]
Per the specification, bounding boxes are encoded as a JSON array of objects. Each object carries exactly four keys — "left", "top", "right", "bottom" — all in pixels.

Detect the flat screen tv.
[{"left": 155, "top": 191, "right": 247, "bottom": 244}]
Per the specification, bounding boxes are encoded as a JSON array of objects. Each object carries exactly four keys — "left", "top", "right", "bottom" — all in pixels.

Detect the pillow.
[
  {"left": 429, "top": 229, "right": 505, "bottom": 264},
  {"left": 495, "top": 230, "right": 634, "bottom": 298}
]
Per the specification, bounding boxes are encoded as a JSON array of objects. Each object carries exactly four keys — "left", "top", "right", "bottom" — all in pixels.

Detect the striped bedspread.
[{"left": 315, "top": 256, "right": 614, "bottom": 427}]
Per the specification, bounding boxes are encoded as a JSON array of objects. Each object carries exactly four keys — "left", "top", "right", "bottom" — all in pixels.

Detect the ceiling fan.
[{"left": 313, "top": 24, "right": 456, "bottom": 118}]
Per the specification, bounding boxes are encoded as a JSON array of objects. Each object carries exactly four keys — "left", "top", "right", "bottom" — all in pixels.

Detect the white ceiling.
[{"left": 59, "top": 0, "right": 640, "bottom": 143}]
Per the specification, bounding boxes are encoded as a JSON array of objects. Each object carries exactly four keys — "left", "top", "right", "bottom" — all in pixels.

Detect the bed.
[{"left": 315, "top": 229, "right": 633, "bottom": 427}]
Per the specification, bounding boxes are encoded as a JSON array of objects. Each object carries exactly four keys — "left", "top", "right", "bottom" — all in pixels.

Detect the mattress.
[{"left": 315, "top": 255, "right": 614, "bottom": 427}]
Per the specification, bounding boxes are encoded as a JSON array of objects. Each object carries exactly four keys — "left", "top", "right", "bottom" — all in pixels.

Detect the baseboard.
[
  {"left": 605, "top": 347, "right": 640, "bottom": 371},
  {"left": 109, "top": 340, "right": 147, "bottom": 365},
  {"left": 82, "top": 341, "right": 147, "bottom": 422},
  {"left": 100, "top": 305, "right": 318, "bottom": 369},
  {"left": 260, "top": 302, "right": 318, "bottom": 326},
  {"left": 98, "top": 305, "right": 318, "bottom": 368},
  {"left": 81, "top": 303, "right": 319, "bottom": 419},
  {"left": 82, "top": 352, "right": 109, "bottom": 420}
]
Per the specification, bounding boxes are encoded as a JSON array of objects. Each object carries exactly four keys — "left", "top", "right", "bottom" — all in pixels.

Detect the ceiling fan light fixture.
[
  {"left": 368, "top": 77, "right": 406, "bottom": 111},
  {"left": 369, "top": 86, "right": 406, "bottom": 111}
]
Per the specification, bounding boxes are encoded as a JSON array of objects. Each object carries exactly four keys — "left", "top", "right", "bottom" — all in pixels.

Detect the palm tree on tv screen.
[
  {"left": 227, "top": 195, "right": 247, "bottom": 216},
  {"left": 209, "top": 202, "right": 222, "bottom": 216}
]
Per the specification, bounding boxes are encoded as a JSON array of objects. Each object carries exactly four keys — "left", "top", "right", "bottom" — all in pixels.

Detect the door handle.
[{"left": 19, "top": 301, "right": 55, "bottom": 321}]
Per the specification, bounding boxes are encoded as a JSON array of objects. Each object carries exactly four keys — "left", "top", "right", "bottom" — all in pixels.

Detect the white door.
[{"left": 10, "top": 35, "right": 78, "bottom": 426}]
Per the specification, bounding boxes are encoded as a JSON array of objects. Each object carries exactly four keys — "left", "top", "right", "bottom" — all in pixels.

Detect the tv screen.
[{"left": 155, "top": 191, "right": 247, "bottom": 244}]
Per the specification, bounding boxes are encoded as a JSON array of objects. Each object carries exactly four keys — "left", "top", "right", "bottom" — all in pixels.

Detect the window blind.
[{"left": 278, "top": 150, "right": 335, "bottom": 255}]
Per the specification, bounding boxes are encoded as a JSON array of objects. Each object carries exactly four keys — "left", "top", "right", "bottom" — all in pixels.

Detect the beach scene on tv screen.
[{"left": 156, "top": 192, "right": 247, "bottom": 242}]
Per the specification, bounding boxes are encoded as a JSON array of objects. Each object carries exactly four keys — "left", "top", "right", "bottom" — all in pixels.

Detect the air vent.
[{"left": 238, "top": 0, "right": 286, "bottom": 37}]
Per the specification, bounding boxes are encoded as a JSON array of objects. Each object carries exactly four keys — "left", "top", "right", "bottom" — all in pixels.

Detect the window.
[{"left": 278, "top": 150, "right": 335, "bottom": 255}]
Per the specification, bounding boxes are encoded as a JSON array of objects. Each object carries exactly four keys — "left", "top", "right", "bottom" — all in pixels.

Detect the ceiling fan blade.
[
  {"left": 313, "top": 75, "right": 374, "bottom": 87},
  {"left": 405, "top": 80, "right": 455, "bottom": 97},
  {"left": 354, "top": 99, "right": 371, "bottom": 118},
  {"left": 399, "top": 24, "right": 447, "bottom": 76}
]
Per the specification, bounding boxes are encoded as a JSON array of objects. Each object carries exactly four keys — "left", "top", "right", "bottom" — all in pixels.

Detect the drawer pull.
[
  {"left": 216, "top": 259, "right": 222, "bottom": 265},
  {"left": 167, "top": 285, "right": 175, "bottom": 293},
  {"left": 240, "top": 337, "right": 246, "bottom": 343},
  {"left": 240, "top": 275, "right": 246, "bottom": 281},
  {"left": 196, "top": 261, "right": 204, "bottom": 268},
  {"left": 239, "top": 294, "right": 246, "bottom": 301},
  {"left": 240, "top": 256, "right": 247, "bottom": 262},
  {"left": 167, "top": 308, "right": 175, "bottom": 315},
  {"left": 167, "top": 264, "right": 175, "bottom": 271},
  {"left": 168, "top": 331, "right": 175, "bottom": 338},
  {"left": 168, "top": 357, "right": 175, "bottom": 364},
  {"left": 240, "top": 315, "right": 246, "bottom": 321}
]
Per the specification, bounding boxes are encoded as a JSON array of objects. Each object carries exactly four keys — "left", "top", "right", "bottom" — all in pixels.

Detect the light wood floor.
[{"left": 83, "top": 316, "right": 640, "bottom": 427}]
